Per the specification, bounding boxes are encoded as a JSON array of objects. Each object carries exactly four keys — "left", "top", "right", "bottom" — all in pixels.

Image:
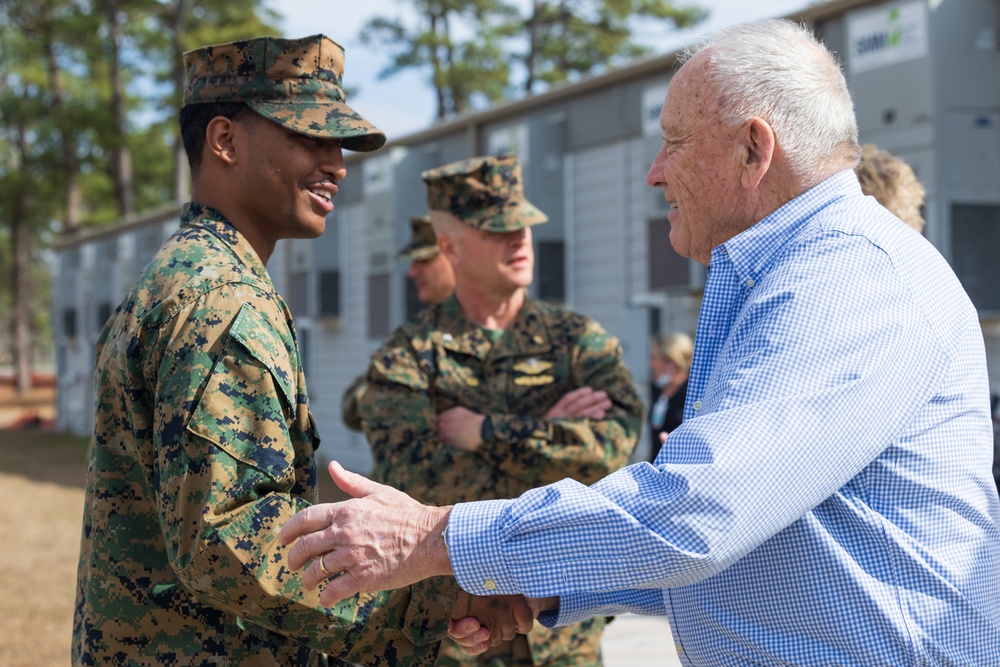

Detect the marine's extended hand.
[
  {"left": 448, "top": 595, "right": 554, "bottom": 655},
  {"left": 448, "top": 591, "right": 535, "bottom": 654},
  {"left": 279, "top": 461, "right": 452, "bottom": 606}
]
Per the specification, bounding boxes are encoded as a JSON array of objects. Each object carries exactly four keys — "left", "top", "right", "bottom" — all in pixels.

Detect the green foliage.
[
  {"left": 361, "top": 0, "right": 706, "bottom": 119},
  {"left": 0, "top": 0, "right": 282, "bottom": 378},
  {"left": 519, "top": 0, "right": 707, "bottom": 92},
  {"left": 361, "top": 0, "right": 520, "bottom": 119}
]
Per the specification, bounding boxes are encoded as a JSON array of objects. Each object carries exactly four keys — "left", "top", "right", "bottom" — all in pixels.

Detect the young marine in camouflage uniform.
[
  {"left": 73, "top": 35, "right": 523, "bottom": 667},
  {"left": 342, "top": 216, "right": 455, "bottom": 432},
  {"left": 359, "top": 155, "right": 644, "bottom": 666}
]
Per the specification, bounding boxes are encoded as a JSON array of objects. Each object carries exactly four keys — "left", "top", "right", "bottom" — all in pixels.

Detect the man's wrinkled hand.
[
  {"left": 544, "top": 387, "right": 611, "bottom": 420},
  {"left": 278, "top": 461, "right": 453, "bottom": 606},
  {"left": 437, "top": 406, "right": 486, "bottom": 452},
  {"left": 448, "top": 591, "right": 534, "bottom": 654}
]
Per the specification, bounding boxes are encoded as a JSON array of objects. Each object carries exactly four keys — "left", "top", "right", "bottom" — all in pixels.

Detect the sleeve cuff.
[
  {"left": 538, "top": 589, "right": 668, "bottom": 627},
  {"left": 543, "top": 592, "right": 597, "bottom": 626},
  {"left": 448, "top": 499, "right": 519, "bottom": 595},
  {"left": 402, "top": 576, "right": 460, "bottom": 646},
  {"left": 476, "top": 413, "right": 551, "bottom": 461}
]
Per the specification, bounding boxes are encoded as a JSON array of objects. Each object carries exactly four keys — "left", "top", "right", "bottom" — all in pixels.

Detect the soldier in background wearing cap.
[
  {"left": 73, "top": 35, "right": 528, "bottom": 667},
  {"left": 342, "top": 216, "right": 455, "bottom": 432},
  {"left": 355, "top": 154, "right": 643, "bottom": 666}
]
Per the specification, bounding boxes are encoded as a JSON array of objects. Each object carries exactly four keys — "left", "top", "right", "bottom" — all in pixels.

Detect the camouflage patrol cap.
[
  {"left": 183, "top": 34, "right": 385, "bottom": 152},
  {"left": 397, "top": 216, "right": 440, "bottom": 261},
  {"left": 421, "top": 154, "right": 547, "bottom": 232}
]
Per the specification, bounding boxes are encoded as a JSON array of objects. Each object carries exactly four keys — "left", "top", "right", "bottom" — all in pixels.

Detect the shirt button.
[
  {"left": 746, "top": 278, "right": 755, "bottom": 288},
  {"left": 675, "top": 642, "right": 684, "bottom": 655},
  {"left": 466, "top": 376, "right": 480, "bottom": 387},
  {"left": 484, "top": 579, "right": 497, "bottom": 591},
  {"left": 532, "top": 335, "right": 544, "bottom": 344},
  {"left": 693, "top": 400, "right": 702, "bottom": 411}
]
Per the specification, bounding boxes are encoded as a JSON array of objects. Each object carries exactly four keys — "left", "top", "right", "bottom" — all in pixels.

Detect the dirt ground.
[
  {"left": 0, "top": 429, "right": 89, "bottom": 667},
  {"left": 0, "top": 423, "right": 348, "bottom": 666}
]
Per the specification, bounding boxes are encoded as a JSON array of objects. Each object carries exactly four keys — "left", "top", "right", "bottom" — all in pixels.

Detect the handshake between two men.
[{"left": 280, "top": 460, "right": 561, "bottom": 656}]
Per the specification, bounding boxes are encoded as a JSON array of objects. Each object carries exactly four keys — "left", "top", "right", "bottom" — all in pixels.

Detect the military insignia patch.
[
  {"left": 514, "top": 374, "right": 555, "bottom": 386},
  {"left": 513, "top": 358, "right": 553, "bottom": 375}
]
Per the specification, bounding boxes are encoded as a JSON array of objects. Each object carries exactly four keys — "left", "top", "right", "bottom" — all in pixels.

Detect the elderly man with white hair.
[{"left": 281, "top": 19, "right": 1000, "bottom": 666}]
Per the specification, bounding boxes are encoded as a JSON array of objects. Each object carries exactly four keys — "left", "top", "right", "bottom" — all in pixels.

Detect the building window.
[
  {"left": 286, "top": 270, "right": 310, "bottom": 317},
  {"left": 647, "top": 218, "right": 689, "bottom": 290},
  {"left": 368, "top": 273, "right": 390, "bottom": 339},
  {"left": 404, "top": 275, "right": 421, "bottom": 321},
  {"left": 537, "top": 241, "right": 565, "bottom": 303},
  {"left": 63, "top": 308, "right": 78, "bottom": 339},
  {"left": 951, "top": 203, "right": 1000, "bottom": 313},
  {"left": 96, "top": 302, "right": 113, "bottom": 330},
  {"left": 318, "top": 270, "right": 341, "bottom": 318}
]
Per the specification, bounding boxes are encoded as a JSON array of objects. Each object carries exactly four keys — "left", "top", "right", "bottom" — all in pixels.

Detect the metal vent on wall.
[
  {"left": 951, "top": 203, "right": 1000, "bottom": 313},
  {"left": 647, "top": 218, "right": 689, "bottom": 290},
  {"left": 538, "top": 241, "right": 565, "bottom": 303},
  {"left": 319, "top": 270, "right": 341, "bottom": 318}
]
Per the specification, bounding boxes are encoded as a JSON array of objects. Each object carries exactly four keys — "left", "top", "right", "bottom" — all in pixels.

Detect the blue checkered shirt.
[{"left": 448, "top": 171, "right": 1000, "bottom": 665}]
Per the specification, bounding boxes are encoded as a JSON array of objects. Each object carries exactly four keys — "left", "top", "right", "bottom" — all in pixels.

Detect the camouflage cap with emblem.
[
  {"left": 397, "top": 215, "right": 440, "bottom": 261},
  {"left": 183, "top": 34, "right": 385, "bottom": 152},
  {"left": 422, "top": 154, "right": 547, "bottom": 232}
]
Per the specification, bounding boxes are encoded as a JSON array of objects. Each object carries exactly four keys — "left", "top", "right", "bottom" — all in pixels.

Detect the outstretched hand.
[
  {"left": 448, "top": 591, "right": 534, "bottom": 654},
  {"left": 279, "top": 461, "right": 453, "bottom": 606}
]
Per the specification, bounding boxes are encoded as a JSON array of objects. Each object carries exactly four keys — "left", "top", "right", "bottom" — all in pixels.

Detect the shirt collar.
[
  {"left": 436, "top": 292, "right": 551, "bottom": 360},
  {"left": 181, "top": 202, "right": 271, "bottom": 284},
  {"left": 718, "top": 169, "right": 862, "bottom": 284}
]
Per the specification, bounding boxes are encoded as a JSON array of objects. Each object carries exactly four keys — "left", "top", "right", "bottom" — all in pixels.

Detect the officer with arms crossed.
[{"left": 357, "top": 154, "right": 643, "bottom": 666}]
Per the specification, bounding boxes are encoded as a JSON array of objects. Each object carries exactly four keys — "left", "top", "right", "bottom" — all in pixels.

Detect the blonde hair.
[
  {"left": 652, "top": 332, "right": 694, "bottom": 374},
  {"left": 855, "top": 144, "right": 926, "bottom": 233}
]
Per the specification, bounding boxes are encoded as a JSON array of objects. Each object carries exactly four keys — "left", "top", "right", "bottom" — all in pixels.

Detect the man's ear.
[
  {"left": 204, "top": 116, "right": 240, "bottom": 166},
  {"left": 437, "top": 233, "right": 460, "bottom": 266},
  {"left": 740, "top": 117, "right": 775, "bottom": 190}
]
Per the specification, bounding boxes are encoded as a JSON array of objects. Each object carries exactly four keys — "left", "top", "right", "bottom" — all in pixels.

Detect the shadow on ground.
[{"left": 0, "top": 429, "right": 90, "bottom": 490}]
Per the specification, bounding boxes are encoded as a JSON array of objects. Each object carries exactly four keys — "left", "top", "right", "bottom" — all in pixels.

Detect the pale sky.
[{"left": 265, "top": 0, "right": 813, "bottom": 140}]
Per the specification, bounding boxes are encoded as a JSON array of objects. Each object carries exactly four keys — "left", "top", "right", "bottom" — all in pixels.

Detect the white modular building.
[{"left": 53, "top": 0, "right": 1000, "bottom": 470}]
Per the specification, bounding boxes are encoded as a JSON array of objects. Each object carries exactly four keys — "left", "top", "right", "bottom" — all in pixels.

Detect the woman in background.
[{"left": 648, "top": 332, "right": 693, "bottom": 463}]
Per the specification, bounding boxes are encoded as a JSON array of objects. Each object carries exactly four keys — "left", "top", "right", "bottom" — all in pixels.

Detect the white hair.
[
  {"left": 680, "top": 19, "right": 860, "bottom": 184},
  {"left": 429, "top": 212, "right": 466, "bottom": 240}
]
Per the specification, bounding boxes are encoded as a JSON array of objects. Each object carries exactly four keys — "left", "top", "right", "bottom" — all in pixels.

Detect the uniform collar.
[
  {"left": 181, "top": 202, "right": 272, "bottom": 284},
  {"left": 435, "top": 292, "right": 552, "bottom": 360}
]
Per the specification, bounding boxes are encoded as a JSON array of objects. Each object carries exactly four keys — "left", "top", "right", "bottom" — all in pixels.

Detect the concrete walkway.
[{"left": 601, "top": 613, "right": 682, "bottom": 667}]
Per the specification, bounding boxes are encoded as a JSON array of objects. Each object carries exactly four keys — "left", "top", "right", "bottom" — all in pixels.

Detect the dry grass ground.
[
  {"left": 0, "top": 422, "right": 347, "bottom": 666},
  {"left": 0, "top": 429, "right": 89, "bottom": 667}
]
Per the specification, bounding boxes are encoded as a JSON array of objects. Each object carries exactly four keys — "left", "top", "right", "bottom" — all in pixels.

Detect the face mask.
[
  {"left": 655, "top": 372, "right": 673, "bottom": 389},
  {"left": 650, "top": 395, "right": 669, "bottom": 429}
]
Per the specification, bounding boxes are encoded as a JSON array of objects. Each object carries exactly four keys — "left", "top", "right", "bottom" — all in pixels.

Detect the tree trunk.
[
  {"left": 106, "top": 0, "right": 135, "bottom": 218},
  {"left": 429, "top": 13, "right": 448, "bottom": 120},
  {"left": 170, "top": 0, "right": 190, "bottom": 202},
  {"left": 11, "top": 98, "right": 33, "bottom": 394},
  {"left": 442, "top": 13, "right": 465, "bottom": 115},
  {"left": 524, "top": 0, "right": 540, "bottom": 95},
  {"left": 41, "top": 11, "right": 82, "bottom": 232}
]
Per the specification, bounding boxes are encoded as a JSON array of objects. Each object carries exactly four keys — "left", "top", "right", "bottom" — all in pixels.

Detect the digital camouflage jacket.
[
  {"left": 361, "top": 295, "right": 643, "bottom": 666},
  {"left": 73, "top": 203, "right": 455, "bottom": 667}
]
